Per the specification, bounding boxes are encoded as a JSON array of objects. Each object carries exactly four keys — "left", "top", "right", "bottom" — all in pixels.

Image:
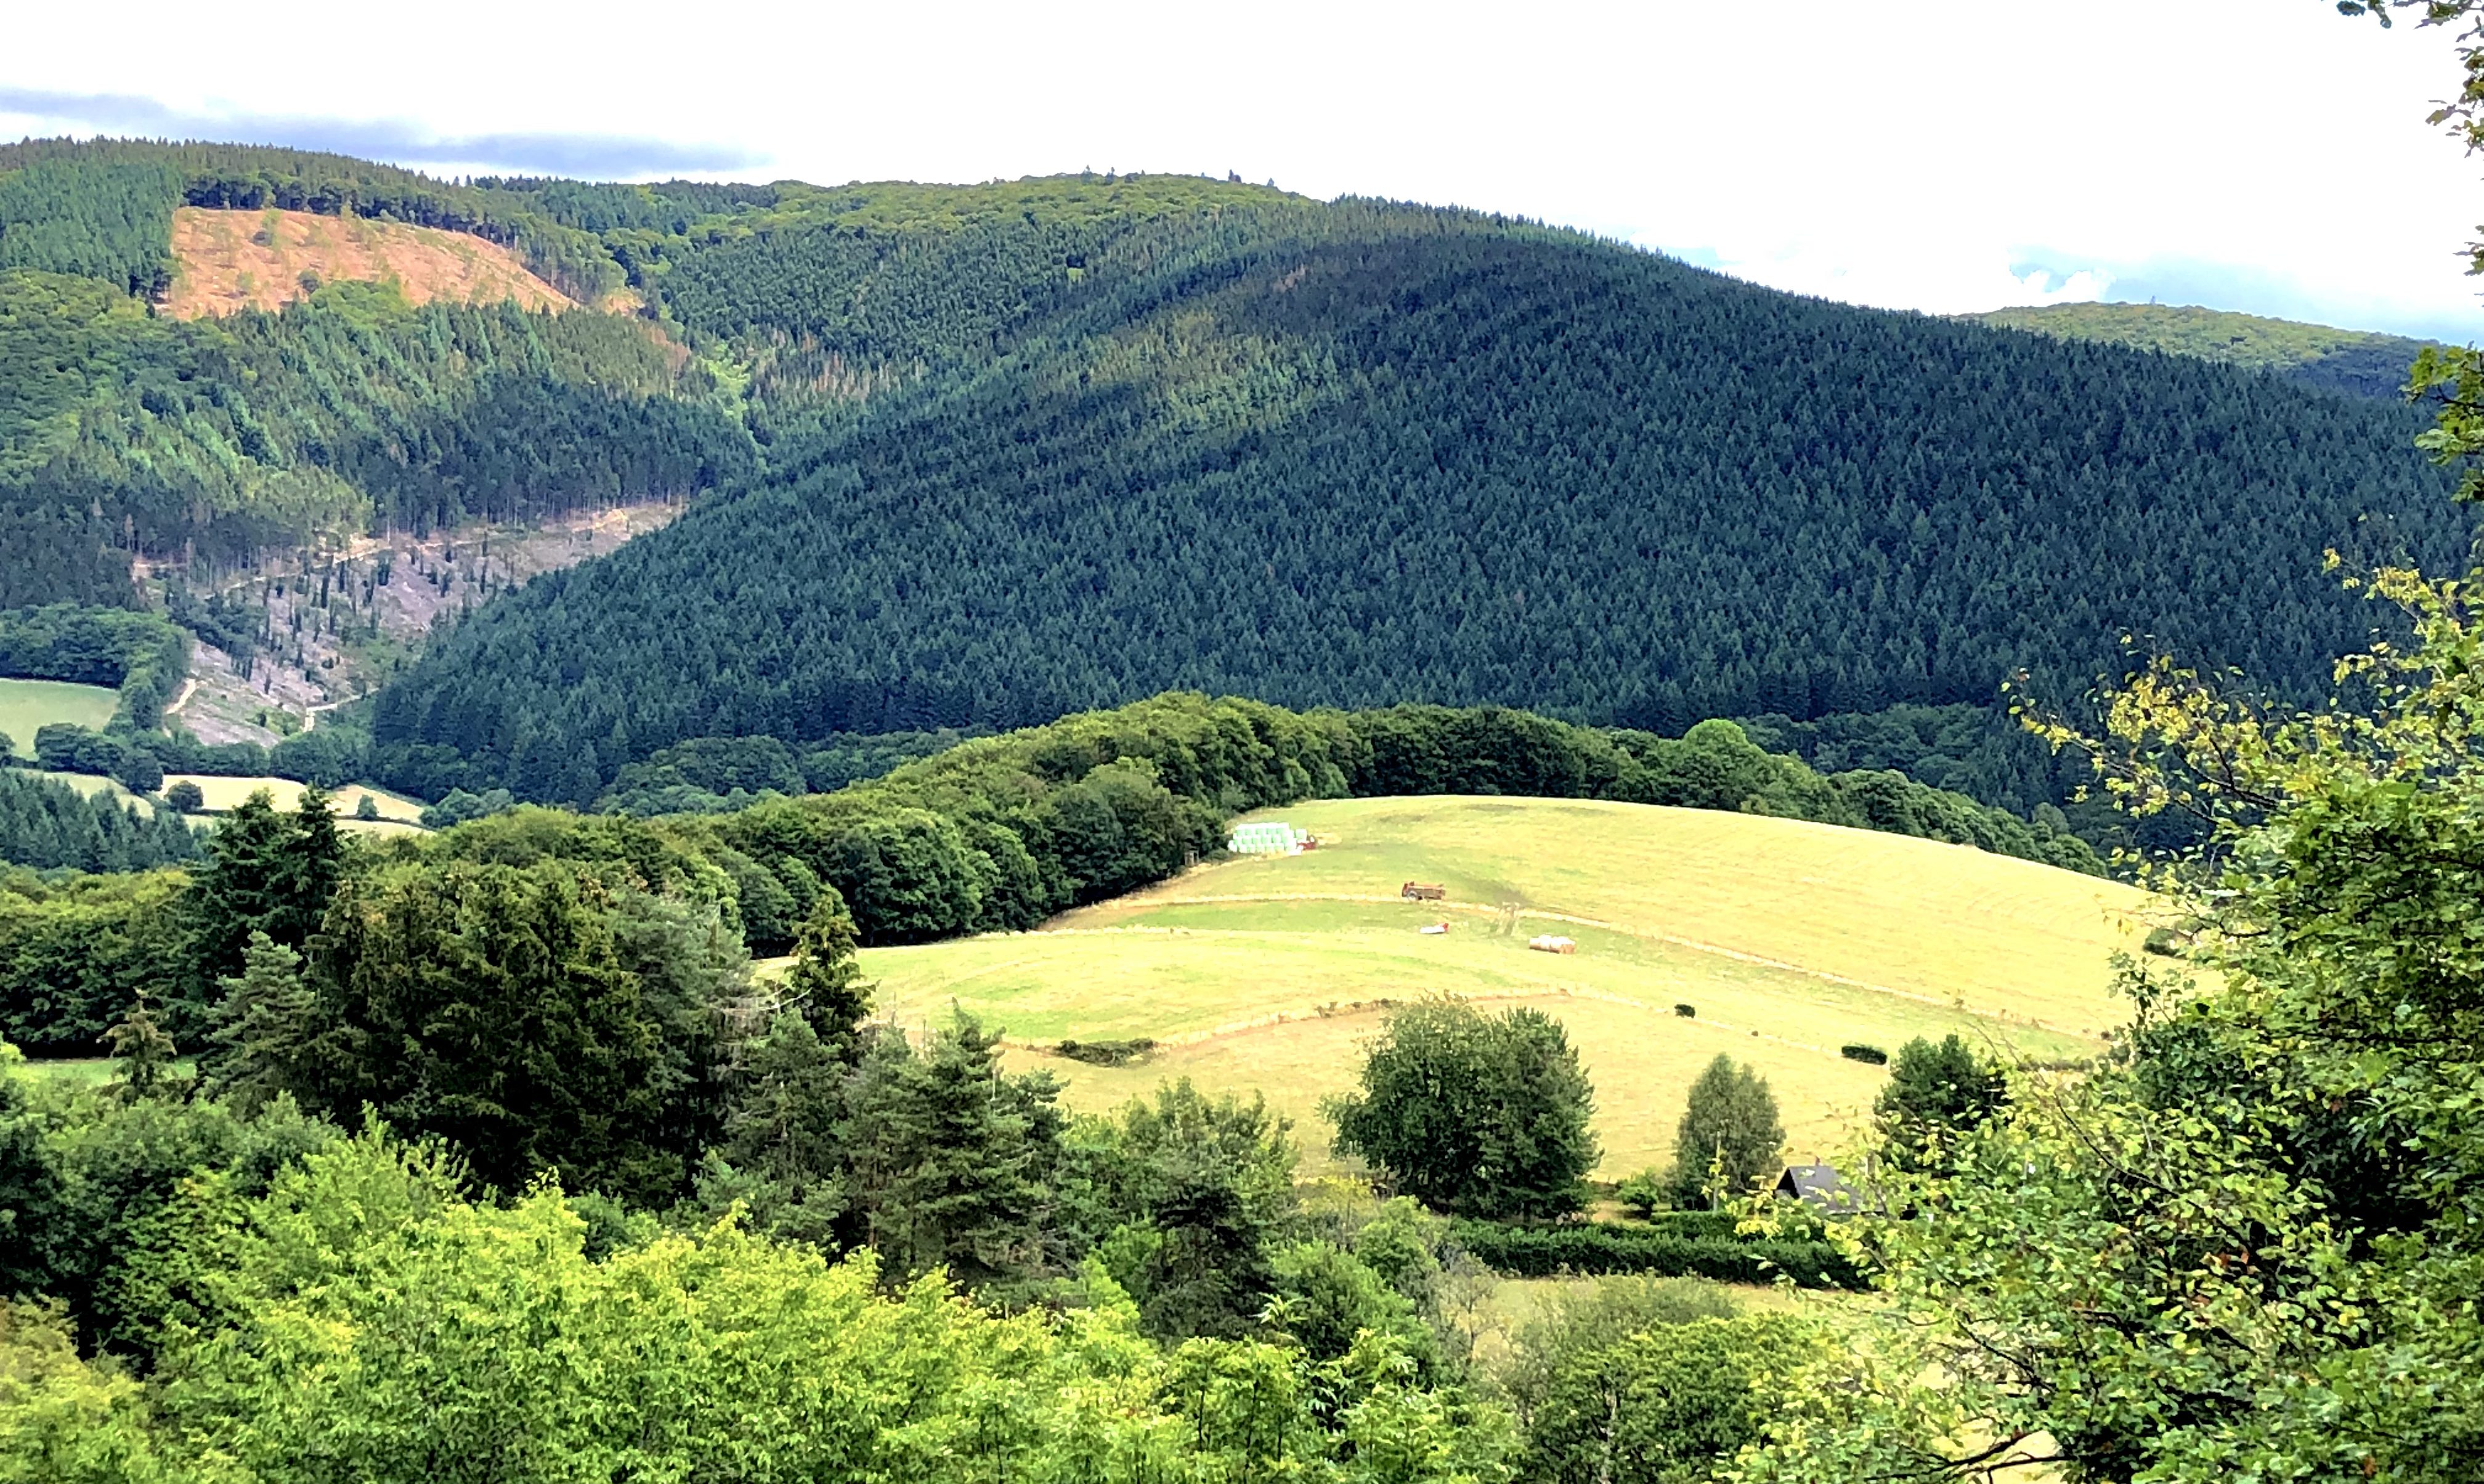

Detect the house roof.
[{"left": 1774, "top": 1163, "right": 1868, "bottom": 1214}]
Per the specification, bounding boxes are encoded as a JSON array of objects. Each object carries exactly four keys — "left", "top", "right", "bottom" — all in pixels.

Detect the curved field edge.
[{"left": 850, "top": 796, "right": 2156, "bottom": 1177}]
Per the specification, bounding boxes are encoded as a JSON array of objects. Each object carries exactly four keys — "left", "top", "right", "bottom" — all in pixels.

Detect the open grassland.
[
  {"left": 10, "top": 1056, "right": 195, "bottom": 1089},
  {"left": 859, "top": 797, "right": 2154, "bottom": 1178},
  {"left": 31, "top": 770, "right": 147, "bottom": 806},
  {"left": 166, "top": 775, "right": 428, "bottom": 828},
  {"left": 0, "top": 679, "right": 118, "bottom": 756}
]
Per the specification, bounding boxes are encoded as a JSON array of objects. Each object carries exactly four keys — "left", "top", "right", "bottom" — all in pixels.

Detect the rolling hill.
[
  {"left": 1968, "top": 302, "right": 2432, "bottom": 400},
  {"left": 370, "top": 189, "right": 2471, "bottom": 802},
  {"left": 856, "top": 795, "right": 2149, "bottom": 1176}
]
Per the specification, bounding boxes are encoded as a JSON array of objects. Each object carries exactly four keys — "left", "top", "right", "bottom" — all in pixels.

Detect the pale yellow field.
[
  {"left": 166, "top": 774, "right": 429, "bottom": 826},
  {"left": 857, "top": 797, "right": 2155, "bottom": 1179}
]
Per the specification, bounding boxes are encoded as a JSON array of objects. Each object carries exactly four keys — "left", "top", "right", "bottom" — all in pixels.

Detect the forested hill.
[
  {"left": 368, "top": 192, "right": 2470, "bottom": 802},
  {"left": 0, "top": 140, "right": 758, "bottom": 606},
  {"left": 1967, "top": 302, "right": 2432, "bottom": 400}
]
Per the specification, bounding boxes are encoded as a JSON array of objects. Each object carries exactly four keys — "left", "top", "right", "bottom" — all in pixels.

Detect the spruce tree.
[
  {"left": 776, "top": 891, "right": 870, "bottom": 1050},
  {"left": 103, "top": 995, "right": 177, "bottom": 1103},
  {"left": 201, "top": 930, "right": 315, "bottom": 1113},
  {"left": 842, "top": 1012, "right": 1060, "bottom": 1286}
]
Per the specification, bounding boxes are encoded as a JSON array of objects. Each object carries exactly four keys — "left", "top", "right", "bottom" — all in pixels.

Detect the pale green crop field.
[
  {"left": 858, "top": 797, "right": 2157, "bottom": 1178},
  {"left": 0, "top": 679, "right": 118, "bottom": 756}
]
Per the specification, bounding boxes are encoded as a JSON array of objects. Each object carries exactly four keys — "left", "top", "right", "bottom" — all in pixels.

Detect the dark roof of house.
[{"left": 1774, "top": 1163, "right": 1868, "bottom": 1214}]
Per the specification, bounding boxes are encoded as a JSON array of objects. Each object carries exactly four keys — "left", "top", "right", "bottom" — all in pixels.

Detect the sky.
[{"left": 5, "top": 0, "right": 2482, "bottom": 339}]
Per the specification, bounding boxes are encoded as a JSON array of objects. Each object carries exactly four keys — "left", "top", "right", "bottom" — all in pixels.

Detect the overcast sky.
[{"left": 7, "top": 1, "right": 2482, "bottom": 338}]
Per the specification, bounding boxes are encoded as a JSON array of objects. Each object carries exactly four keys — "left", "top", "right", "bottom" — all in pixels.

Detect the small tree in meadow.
[
  {"left": 1668, "top": 1055, "right": 1783, "bottom": 1208},
  {"left": 1326, "top": 997, "right": 1598, "bottom": 1220},
  {"left": 1874, "top": 1034, "right": 2007, "bottom": 1170}
]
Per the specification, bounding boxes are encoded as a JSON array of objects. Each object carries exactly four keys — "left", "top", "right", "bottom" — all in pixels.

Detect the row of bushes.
[
  {"left": 25, "top": 718, "right": 369, "bottom": 793},
  {"left": 0, "top": 603, "right": 189, "bottom": 730},
  {"left": 1450, "top": 1218, "right": 1866, "bottom": 1290}
]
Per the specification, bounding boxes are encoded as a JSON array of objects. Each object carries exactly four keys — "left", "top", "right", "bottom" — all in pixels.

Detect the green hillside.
[
  {"left": 368, "top": 189, "right": 2469, "bottom": 801},
  {"left": 858, "top": 795, "right": 2146, "bottom": 1175},
  {"left": 1968, "top": 301, "right": 2432, "bottom": 399}
]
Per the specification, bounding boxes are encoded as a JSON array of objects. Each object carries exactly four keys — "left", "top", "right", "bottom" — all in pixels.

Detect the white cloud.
[{"left": 2, "top": 0, "right": 2478, "bottom": 335}]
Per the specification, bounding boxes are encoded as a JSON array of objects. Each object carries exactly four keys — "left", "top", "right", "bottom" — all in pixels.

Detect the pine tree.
[
  {"left": 776, "top": 891, "right": 870, "bottom": 1049},
  {"left": 103, "top": 995, "right": 177, "bottom": 1103},
  {"left": 842, "top": 1013, "right": 1060, "bottom": 1286},
  {"left": 201, "top": 930, "right": 315, "bottom": 1113}
]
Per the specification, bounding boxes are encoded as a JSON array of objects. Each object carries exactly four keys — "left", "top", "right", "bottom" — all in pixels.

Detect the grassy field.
[
  {"left": 0, "top": 679, "right": 119, "bottom": 757},
  {"left": 858, "top": 797, "right": 2154, "bottom": 1179},
  {"left": 165, "top": 775, "right": 429, "bottom": 832},
  {"left": 31, "top": 769, "right": 148, "bottom": 806},
  {"left": 9, "top": 1056, "right": 196, "bottom": 1089}
]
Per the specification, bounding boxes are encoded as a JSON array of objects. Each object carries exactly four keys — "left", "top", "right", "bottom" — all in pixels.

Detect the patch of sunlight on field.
[
  {"left": 0, "top": 679, "right": 118, "bottom": 756},
  {"left": 166, "top": 775, "right": 429, "bottom": 826},
  {"left": 860, "top": 795, "right": 2149, "bottom": 1181},
  {"left": 995, "top": 994, "right": 1889, "bottom": 1180},
  {"left": 10, "top": 1056, "right": 196, "bottom": 1089},
  {"left": 1100, "top": 796, "right": 2153, "bottom": 1034}
]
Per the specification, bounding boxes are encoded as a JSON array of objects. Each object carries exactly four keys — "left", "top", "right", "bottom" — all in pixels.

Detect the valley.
[{"left": 1, "top": 82, "right": 2478, "bottom": 1480}]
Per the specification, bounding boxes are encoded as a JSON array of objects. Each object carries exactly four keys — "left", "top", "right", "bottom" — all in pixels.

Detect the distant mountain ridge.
[{"left": 1966, "top": 302, "right": 2433, "bottom": 400}]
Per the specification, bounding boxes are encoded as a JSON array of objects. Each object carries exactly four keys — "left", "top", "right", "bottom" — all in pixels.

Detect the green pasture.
[
  {"left": 0, "top": 678, "right": 118, "bottom": 756},
  {"left": 858, "top": 797, "right": 2155, "bottom": 1179}
]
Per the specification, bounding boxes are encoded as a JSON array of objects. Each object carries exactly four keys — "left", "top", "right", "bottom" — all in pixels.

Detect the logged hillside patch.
[{"left": 166, "top": 206, "right": 572, "bottom": 318}]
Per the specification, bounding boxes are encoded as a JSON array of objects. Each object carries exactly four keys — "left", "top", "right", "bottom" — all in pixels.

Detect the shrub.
[
  {"left": 1673, "top": 1003, "right": 1695, "bottom": 1017},
  {"left": 1840, "top": 1043, "right": 1888, "bottom": 1064},
  {"left": 1448, "top": 1218, "right": 1864, "bottom": 1289},
  {"left": 165, "top": 780, "right": 205, "bottom": 813},
  {"left": 1054, "top": 1037, "right": 1157, "bottom": 1066}
]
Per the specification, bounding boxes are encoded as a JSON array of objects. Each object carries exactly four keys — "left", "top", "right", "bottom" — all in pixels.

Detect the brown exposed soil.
[{"left": 164, "top": 207, "right": 573, "bottom": 320}]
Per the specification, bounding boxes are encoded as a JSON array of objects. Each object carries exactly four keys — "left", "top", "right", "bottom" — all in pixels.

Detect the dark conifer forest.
[{"left": 370, "top": 196, "right": 2471, "bottom": 798}]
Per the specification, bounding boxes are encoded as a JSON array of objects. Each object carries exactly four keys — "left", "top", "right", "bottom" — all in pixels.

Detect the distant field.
[
  {"left": 166, "top": 775, "right": 429, "bottom": 828},
  {"left": 10, "top": 1056, "right": 196, "bottom": 1089},
  {"left": 858, "top": 797, "right": 2154, "bottom": 1178},
  {"left": 31, "top": 770, "right": 147, "bottom": 806},
  {"left": 0, "top": 679, "right": 118, "bottom": 756}
]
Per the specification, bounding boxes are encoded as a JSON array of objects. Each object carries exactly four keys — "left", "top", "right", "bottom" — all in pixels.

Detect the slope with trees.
[
  {"left": 1969, "top": 301, "right": 2432, "bottom": 400},
  {"left": 372, "top": 195, "right": 2470, "bottom": 794}
]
